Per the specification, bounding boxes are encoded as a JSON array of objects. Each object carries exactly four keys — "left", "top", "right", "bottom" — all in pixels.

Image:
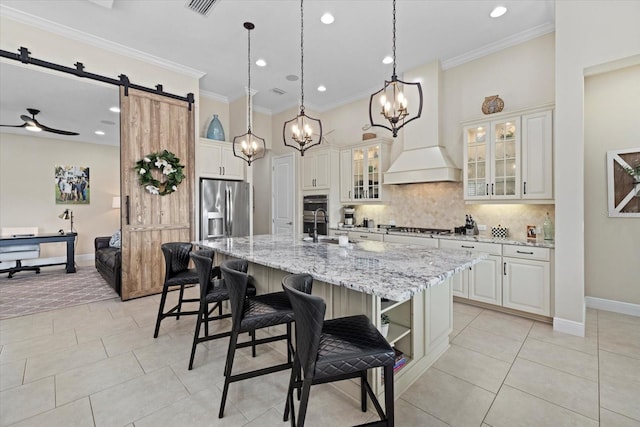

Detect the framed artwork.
[
  {"left": 607, "top": 148, "right": 640, "bottom": 217},
  {"left": 526, "top": 225, "right": 537, "bottom": 240},
  {"left": 55, "top": 166, "right": 90, "bottom": 204}
]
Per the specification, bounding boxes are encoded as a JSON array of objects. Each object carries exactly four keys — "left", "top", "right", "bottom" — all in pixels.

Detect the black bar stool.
[
  {"left": 218, "top": 260, "right": 313, "bottom": 418},
  {"left": 282, "top": 281, "right": 396, "bottom": 427},
  {"left": 153, "top": 242, "right": 200, "bottom": 338},
  {"left": 188, "top": 249, "right": 257, "bottom": 370}
]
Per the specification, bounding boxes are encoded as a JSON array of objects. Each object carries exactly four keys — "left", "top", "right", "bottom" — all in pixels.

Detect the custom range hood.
[{"left": 383, "top": 61, "right": 461, "bottom": 184}]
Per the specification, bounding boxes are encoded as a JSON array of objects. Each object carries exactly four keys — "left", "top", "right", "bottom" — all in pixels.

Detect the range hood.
[{"left": 383, "top": 61, "right": 461, "bottom": 185}]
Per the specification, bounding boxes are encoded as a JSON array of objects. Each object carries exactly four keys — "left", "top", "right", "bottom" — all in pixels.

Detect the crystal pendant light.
[
  {"left": 369, "top": 0, "right": 423, "bottom": 137},
  {"left": 282, "top": 0, "right": 322, "bottom": 156},
  {"left": 232, "top": 22, "right": 266, "bottom": 166}
]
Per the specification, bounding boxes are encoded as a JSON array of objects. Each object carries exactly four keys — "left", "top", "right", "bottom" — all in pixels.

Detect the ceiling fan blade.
[
  {"left": 20, "top": 115, "right": 37, "bottom": 127},
  {"left": 0, "top": 123, "right": 28, "bottom": 128},
  {"left": 38, "top": 123, "right": 80, "bottom": 136}
]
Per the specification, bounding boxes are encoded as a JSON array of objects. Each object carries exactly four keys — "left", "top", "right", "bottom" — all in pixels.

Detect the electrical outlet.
[{"left": 477, "top": 224, "right": 487, "bottom": 231}]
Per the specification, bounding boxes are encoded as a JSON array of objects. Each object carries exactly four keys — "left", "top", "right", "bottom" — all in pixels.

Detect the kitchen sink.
[{"left": 302, "top": 236, "right": 352, "bottom": 244}]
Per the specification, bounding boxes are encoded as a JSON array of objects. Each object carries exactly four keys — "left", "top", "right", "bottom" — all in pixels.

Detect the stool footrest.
[
  {"left": 227, "top": 361, "right": 293, "bottom": 383},
  {"left": 235, "top": 333, "right": 288, "bottom": 349}
]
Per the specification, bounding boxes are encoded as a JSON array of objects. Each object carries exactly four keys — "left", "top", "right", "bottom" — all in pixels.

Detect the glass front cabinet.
[{"left": 340, "top": 138, "right": 391, "bottom": 203}]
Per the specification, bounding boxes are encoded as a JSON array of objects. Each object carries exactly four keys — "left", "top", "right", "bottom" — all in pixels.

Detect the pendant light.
[
  {"left": 282, "top": 0, "right": 322, "bottom": 156},
  {"left": 369, "top": 0, "right": 423, "bottom": 137},
  {"left": 232, "top": 22, "right": 266, "bottom": 166}
]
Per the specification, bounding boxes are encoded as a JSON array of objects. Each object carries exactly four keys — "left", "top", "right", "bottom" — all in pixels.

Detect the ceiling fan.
[{"left": 0, "top": 108, "right": 79, "bottom": 136}]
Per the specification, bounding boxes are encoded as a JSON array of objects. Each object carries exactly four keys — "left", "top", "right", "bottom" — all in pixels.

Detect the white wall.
[
  {"left": 555, "top": 0, "right": 640, "bottom": 335},
  {"left": 0, "top": 134, "right": 120, "bottom": 258},
  {"left": 584, "top": 64, "right": 640, "bottom": 305}
]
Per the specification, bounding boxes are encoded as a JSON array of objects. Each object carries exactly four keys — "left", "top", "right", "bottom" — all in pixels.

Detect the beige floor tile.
[
  {"left": 55, "top": 351, "right": 144, "bottom": 405},
  {"left": 600, "top": 351, "right": 640, "bottom": 421},
  {"left": 0, "top": 358, "right": 25, "bottom": 391},
  {"left": 597, "top": 310, "right": 640, "bottom": 326},
  {"left": 453, "top": 302, "right": 484, "bottom": 316},
  {"left": 0, "top": 329, "right": 77, "bottom": 363},
  {"left": 53, "top": 310, "right": 114, "bottom": 334},
  {"left": 600, "top": 408, "right": 640, "bottom": 427},
  {"left": 0, "top": 377, "right": 55, "bottom": 426},
  {"left": 401, "top": 367, "right": 495, "bottom": 427},
  {"left": 453, "top": 311, "right": 477, "bottom": 332},
  {"left": 505, "top": 358, "right": 599, "bottom": 420},
  {"left": 433, "top": 344, "right": 511, "bottom": 393},
  {"left": 24, "top": 339, "right": 107, "bottom": 383},
  {"left": 528, "top": 321, "right": 598, "bottom": 355},
  {"left": 485, "top": 384, "right": 599, "bottom": 427},
  {"left": 101, "top": 325, "right": 164, "bottom": 357},
  {"left": 394, "top": 398, "right": 449, "bottom": 427},
  {"left": 452, "top": 326, "right": 523, "bottom": 363},
  {"left": 0, "top": 320, "right": 53, "bottom": 346},
  {"left": 598, "top": 317, "right": 640, "bottom": 360},
  {"left": 8, "top": 397, "right": 94, "bottom": 427},
  {"left": 169, "top": 345, "right": 229, "bottom": 394},
  {"left": 132, "top": 332, "right": 194, "bottom": 373},
  {"left": 242, "top": 407, "right": 288, "bottom": 427},
  {"left": 518, "top": 337, "right": 598, "bottom": 381},
  {"left": 90, "top": 366, "right": 189, "bottom": 427},
  {"left": 468, "top": 310, "right": 533, "bottom": 342},
  {"left": 133, "top": 386, "right": 247, "bottom": 427},
  {"left": 75, "top": 316, "right": 139, "bottom": 343}
]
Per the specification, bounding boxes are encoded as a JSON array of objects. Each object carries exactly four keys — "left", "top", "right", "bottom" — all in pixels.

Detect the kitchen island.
[{"left": 198, "top": 234, "right": 487, "bottom": 398}]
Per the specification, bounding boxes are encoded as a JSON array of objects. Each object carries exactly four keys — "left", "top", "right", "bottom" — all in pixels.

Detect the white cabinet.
[
  {"left": 347, "top": 231, "right": 384, "bottom": 242},
  {"left": 502, "top": 245, "right": 551, "bottom": 316},
  {"left": 340, "top": 138, "right": 391, "bottom": 203},
  {"left": 199, "top": 138, "right": 244, "bottom": 180},
  {"left": 463, "top": 106, "right": 553, "bottom": 202},
  {"left": 440, "top": 240, "right": 502, "bottom": 305},
  {"left": 302, "top": 149, "right": 331, "bottom": 190},
  {"left": 383, "top": 234, "right": 439, "bottom": 248},
  {"left": 521, "top": 110, "right": 553, "bottom": 200}
]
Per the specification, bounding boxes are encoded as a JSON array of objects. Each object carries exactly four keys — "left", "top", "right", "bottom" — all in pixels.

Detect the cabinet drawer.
[
  {"left": 384, "top": 234, "right": 439, "bottom": 248},
  {"left": 439, "top": 239, "right": 502, "bottom": 256},
  {"left": 348, "top": 231, "right": 384, "bottom": 242},
  {"left": 329, "top": 229, "right": 349, "bottom": 236},
  {"left": 503, "top": 245, "right": 550, "bottom": 261}
]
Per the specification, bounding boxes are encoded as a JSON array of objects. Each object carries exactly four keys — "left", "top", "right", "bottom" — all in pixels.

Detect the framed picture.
[
  {"left": 607, "top": 148, "right": 640, "bottom": 217},
  {"left": 55, "top": 166, "right": 90, "bottom": 204},
  {"left": 526, "top": 225, "right": 537, "bottom": 240}
]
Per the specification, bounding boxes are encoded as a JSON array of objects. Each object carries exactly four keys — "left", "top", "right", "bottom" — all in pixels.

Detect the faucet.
[{"left": 312, "top": 208, "right": 328, "bottom": 243}]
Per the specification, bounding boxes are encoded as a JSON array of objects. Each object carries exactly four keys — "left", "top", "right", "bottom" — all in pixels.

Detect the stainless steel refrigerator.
[{"left": 200, "top": 179, "right": 250, "bottom": 240}]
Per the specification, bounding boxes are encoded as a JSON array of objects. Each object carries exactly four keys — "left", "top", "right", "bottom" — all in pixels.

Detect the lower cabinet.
[
  {"left": 502, "top": 245, "right": 551, "bottom": 316},
  {"left": 347, "top": 231, "right": 384, "bottom": 242}
]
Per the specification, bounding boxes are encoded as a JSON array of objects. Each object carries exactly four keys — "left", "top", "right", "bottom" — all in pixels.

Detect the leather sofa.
[{"left": 95, "top": 236, "right": 121, "bottom": 295}]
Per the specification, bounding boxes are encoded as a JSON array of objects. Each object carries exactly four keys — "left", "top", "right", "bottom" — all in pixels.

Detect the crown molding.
[
  {"left": 199, "top": 89, "right": 229, "bottom": 103},
  {"left": 442, "top": 22, "right": 555, "bottom": 70},
  {"left": 0, "top": 5, "right": 206, "bottom": 79}
]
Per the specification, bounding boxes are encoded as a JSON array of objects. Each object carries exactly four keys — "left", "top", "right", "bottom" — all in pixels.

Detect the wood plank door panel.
[{"left": 120, "top": 88, "right": 194, "bottom": 300}]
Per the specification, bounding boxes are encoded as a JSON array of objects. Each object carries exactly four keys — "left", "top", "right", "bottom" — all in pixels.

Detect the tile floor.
[{"left": 0, "top": 288, "right": 639, "bottom": 427}]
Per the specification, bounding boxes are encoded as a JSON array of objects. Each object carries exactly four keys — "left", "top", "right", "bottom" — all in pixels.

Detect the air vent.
[
  {"left": 185, "top": 0, "right": 218, "bottom": 16},
  {"left": 271, "top": 88, "right": 286, "bottom": 95}
]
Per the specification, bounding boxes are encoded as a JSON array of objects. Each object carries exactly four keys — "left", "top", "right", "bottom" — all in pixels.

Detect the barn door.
[{"left": 120, "top": 88, "right": 194, "bottom": 300}]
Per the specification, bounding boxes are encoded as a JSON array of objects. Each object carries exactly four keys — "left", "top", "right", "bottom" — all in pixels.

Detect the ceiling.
[{"left": 0, "top": 0, "right": 555, "bottom": 116}]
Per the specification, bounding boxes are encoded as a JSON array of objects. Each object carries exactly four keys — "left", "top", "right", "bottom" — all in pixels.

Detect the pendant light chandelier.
[
  {"left": 232, "top": 22, "right": 266, "bottom": 166},
  {"left": 369, "top": 0, "right": 423, "bottom": 137},
  {"left": 282, "top": 0, "right": 322, "bottom": 156}
]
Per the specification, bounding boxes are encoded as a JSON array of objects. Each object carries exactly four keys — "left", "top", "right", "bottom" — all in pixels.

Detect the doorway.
[{"left": 271, "top": 153, "right": 295, "bottom": 234}]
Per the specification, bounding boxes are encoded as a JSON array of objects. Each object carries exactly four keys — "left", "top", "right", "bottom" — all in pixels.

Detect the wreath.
[{"left": 134, "top": 150, "right": 185, "bottom": 196}]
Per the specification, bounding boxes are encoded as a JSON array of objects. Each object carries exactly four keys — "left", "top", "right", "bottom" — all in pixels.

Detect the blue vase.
[{"left": 206, "top": 114, "right": 225, "bottom": 141}]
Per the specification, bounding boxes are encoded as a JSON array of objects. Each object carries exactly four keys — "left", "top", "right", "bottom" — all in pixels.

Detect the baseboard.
[
  {"left": 553, "top": 317, "right": 585, "bottom": 337},
  {"left": 12, "top": 253, "right": 94, "bottom": 267},
  {"left": 585, "top": 296, "right": 640, "bottom": 317}
]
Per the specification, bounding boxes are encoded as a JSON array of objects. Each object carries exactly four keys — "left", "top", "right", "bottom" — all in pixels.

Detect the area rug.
[{"left": 0, "top": 267, "right": 119, "bottom": 320}]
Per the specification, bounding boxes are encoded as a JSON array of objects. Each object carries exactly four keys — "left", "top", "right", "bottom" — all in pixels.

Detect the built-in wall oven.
[{"left": 302, "top": 194, "right": 328, "bottom": 237}]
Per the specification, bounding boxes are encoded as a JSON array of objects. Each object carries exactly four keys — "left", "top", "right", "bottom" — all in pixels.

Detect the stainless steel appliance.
[
  {"left": 343, "top": 207, "right": 355, "bottom": 227},
  {"left": 200, "top": 178, "right": 250, "bottom": 240},
  {"left": 302, "top": 195, "right": 328, "bottom": 237},
  {"left": 379, "top": 225, "right": 452, "bottom": 235}
]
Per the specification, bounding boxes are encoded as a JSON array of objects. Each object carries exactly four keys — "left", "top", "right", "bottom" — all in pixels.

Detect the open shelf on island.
[
  {"left": 386, "top": 322, "right": 411, "bottom": 345},
  {"left": 380, "top": 298, "right": 409, "bottom": 314}
]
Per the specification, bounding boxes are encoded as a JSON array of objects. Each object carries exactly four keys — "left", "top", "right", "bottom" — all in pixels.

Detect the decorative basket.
[
  {"left": 491, "top": 225, "right": 508, "bottom": 239},
  {"left": 362, "top": 132, "right": 376, "bottom": 140}
]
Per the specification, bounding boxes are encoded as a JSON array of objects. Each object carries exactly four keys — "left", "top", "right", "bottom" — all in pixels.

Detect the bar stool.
[
  {"left": 153, "top": 242, "right": 200, "bottom": 338},
  {"left": 282, "top": 281, "right": 396, "bottom": 427},
  {"left": 218, "top": 260, "right": 313, "bottom": 418},
  {"left": 188, "top": 249, "right": 257, "bottom": 370}
]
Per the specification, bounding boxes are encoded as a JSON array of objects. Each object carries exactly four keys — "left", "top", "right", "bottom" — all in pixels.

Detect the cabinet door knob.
[
  {"left": 461, "top": 245, "right": 475, "bottom": 249},
  {"left": 516, "top": 250, "right": 534, "bottom": 255}
]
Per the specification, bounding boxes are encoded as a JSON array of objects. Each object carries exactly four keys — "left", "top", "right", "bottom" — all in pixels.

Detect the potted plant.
[{"left": 380, "top": 313, "right": 390, "bottom": 338}]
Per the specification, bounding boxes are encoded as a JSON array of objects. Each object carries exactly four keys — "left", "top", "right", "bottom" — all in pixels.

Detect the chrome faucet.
[{"left": 312, "top": 208, "right": 328, "bottom": 243}]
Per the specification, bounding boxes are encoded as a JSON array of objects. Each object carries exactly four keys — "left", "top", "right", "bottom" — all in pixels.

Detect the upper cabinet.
[
  {"left": 198, "top": 138, "right": 245, "bottom": 180},
  {"left": 463, "top": 106, "right": 553, "bottom": 202},
  {"left": 340, "top": 138, "right": 391, "bottom": 203},
  {"left": 302, "top": 149, "right": 331, "bottom": 190}
]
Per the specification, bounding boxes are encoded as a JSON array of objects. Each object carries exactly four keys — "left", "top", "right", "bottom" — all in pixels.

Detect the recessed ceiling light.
[
  {"left": 490, "top": 6, "right": 507, "bottom": 18},
  {"left": 320, "top": 13, "right": 334, "bottom": 24},
  {"left": 382, "top": 56, "right": 393, "bottom": 65},
  {"left": 317, "top": 85, "right": 327, "bottom": 92},
  {"left": 95, "top": 130, "right": 105, "bottom": 136},
  {"left": 109, "top": 106, "right": 120, "bottom": 113},
  {"left": 256, "top": 59, "right": 267, "bottom": 67},
  {"left": 286, "top": 74, "right": 299, "bottom": 82}
]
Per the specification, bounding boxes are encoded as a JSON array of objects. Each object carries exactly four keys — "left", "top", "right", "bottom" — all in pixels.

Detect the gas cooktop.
[{"left": 381, "top": 225, "right": 452, "bottom": 235}]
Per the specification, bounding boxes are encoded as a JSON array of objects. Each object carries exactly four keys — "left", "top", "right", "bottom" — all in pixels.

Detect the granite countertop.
[
  {"left": 197, "top": 234, "right": 488, "bottom": 302},
  {"left": 331, "top": 227, "right": 555, "bottom": 249}
]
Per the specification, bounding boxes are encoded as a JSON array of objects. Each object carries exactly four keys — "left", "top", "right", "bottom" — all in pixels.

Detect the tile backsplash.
[{"left": 351, "top": 182, "right": 555, "bottom": 241}]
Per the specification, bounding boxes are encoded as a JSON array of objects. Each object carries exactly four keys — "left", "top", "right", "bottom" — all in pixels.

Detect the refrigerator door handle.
[{"left": 226, "top": 187, "right": 232, "bottom": 236}]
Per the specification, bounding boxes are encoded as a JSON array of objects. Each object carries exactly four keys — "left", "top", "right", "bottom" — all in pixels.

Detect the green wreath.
[{"left": 134, "top": 150, "right": 185, "bottom": 196}]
